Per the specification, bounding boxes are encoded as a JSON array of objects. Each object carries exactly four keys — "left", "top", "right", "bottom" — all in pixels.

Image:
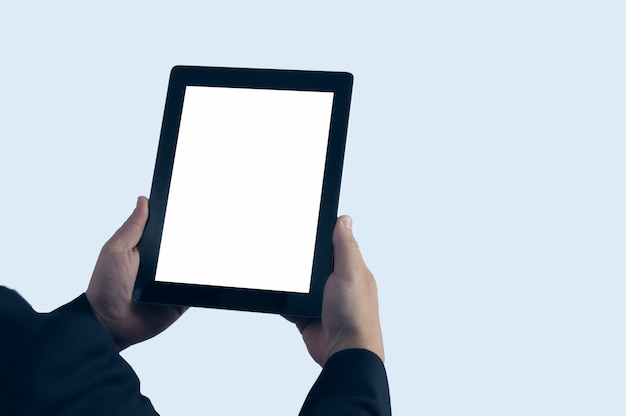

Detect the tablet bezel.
[{"left": 133, "top": 66, "right": 353, "bottom": 317}]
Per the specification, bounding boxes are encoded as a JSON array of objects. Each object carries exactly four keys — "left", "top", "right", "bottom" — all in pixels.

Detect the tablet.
[{"left": 133, "top": 66, "right": 353, "bottom": 317}]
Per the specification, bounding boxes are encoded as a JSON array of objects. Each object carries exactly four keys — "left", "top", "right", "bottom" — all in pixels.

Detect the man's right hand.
[{"left": 289, "top": 215, "right": 384, "bottom": 367}]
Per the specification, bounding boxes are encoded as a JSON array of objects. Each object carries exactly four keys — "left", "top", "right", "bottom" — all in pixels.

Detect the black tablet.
[{"left": 133, "top": 66, "right": 353, "bottom": 317}]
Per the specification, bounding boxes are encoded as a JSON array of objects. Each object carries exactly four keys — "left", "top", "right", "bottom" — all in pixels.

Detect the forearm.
[
  {"left": 0, "top": 288, "right": 159, "bottom": 416},
  {"left": 299, "top": 349, "right": 392, "bottom": 416}
]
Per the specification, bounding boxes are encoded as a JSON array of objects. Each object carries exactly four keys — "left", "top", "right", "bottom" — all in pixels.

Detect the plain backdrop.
[{"left": 1, "top": 1, "right": 625, "bottom": 415}]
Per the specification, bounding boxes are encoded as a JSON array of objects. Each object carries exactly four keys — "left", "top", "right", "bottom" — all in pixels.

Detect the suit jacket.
[{"left": 0, "top": 286, "right": 391, "bottom": 415}]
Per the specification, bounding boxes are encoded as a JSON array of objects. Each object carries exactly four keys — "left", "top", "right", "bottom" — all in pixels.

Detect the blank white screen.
[{"left": 154, "top": 86, "right": 334, "bottom": 293}]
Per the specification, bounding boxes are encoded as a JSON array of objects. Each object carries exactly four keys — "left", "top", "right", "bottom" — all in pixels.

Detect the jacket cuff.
[{"left": 299, "top": 349, "right": 392, "bottom": 416}]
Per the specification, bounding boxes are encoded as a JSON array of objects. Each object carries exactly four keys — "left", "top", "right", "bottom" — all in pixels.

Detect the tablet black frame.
[{"left": 133, "top": 66, "right": 353, "bottom": 317}]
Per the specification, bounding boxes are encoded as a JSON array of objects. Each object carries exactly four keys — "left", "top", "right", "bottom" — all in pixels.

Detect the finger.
[
  {"left": 282, "top": 314, "right": 315, "bottom": 334},
  {"left": 332, "top": 215, "right": 367, "bottom": 276},
  {"left": 108, "top": 196, "right": 149, "bottom": 251}
]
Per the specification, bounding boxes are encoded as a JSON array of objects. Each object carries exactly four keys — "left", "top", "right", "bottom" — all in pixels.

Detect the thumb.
[
  {"left": 332, "top": 215, "right": 366, "bottom": 276},
  {"left": 107, "top": 196, "right": 149, "bottom": 251}
]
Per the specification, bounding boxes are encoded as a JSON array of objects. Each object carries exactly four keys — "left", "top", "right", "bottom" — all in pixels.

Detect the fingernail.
[{"left": 343, "top": 216, "right": 352, "bottom": 230}]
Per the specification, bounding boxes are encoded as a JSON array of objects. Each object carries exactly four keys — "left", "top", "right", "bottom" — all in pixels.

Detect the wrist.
[
  {"left": 327, "top": 334, "right": 385, "bottom": 363},
  {"left": 84, "top": 292, "right": 127, "bottom": 351},
  {"left": 51, "top": 293, "right": 123, "bottom": 351}
]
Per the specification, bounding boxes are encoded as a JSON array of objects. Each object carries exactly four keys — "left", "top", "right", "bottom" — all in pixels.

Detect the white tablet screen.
[{"left": 154, "top": 86, "right": 334, "bottom": 293}]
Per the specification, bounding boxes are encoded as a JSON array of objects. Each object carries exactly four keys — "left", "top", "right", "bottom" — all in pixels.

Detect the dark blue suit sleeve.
[
  {"left": 0, "top": 287, "right": 159, "bottom": 416},
  {"left": 299, "top": 349, "right": 392, "bottom": 416},
  {"left": 1, "top": 286, "right": 392, "bottom": 415}
]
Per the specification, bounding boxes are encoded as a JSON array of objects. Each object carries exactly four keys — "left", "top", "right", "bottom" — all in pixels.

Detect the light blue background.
[{"left": 1, "top": 1, "right": 625, "bottom": 415}]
